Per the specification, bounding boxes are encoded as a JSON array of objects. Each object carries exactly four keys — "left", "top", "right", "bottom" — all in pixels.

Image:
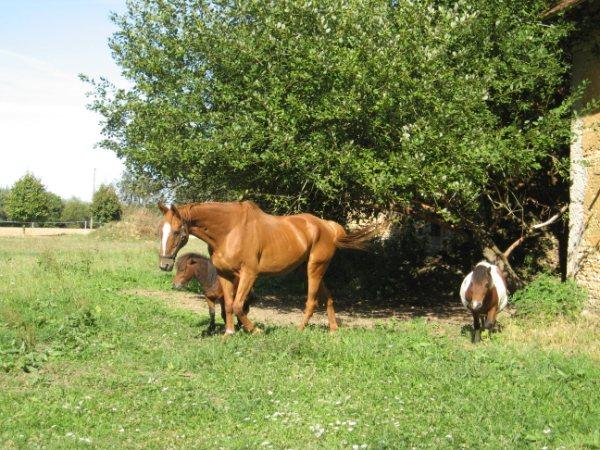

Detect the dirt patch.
[
  {"left": 0, "top": 227, "right": 91, "bottom": 237},
  {"left": 125, "top": 288, "right": 471, "bottom": 329}
]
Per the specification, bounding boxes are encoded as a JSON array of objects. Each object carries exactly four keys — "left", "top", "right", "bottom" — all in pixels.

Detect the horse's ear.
[
  {"left": 486, "top": 266, "right": 492, "bottom": 274},
  {"left": 170, "top": 204, "right": 182, "bottom": 220},
  {"left": 158, "top": 203, "right": 169, "bottom": 215}
]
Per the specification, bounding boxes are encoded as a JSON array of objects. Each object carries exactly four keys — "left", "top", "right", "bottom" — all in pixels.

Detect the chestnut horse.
[
  {"left": 459, "top": 261, "right": 508, "bottom": 343},
  {"left": 172, "top": 252, "right": 252, "bottom": 331},
  {"left": 158, "top": 201, "right": 376, "bottom": 335}
]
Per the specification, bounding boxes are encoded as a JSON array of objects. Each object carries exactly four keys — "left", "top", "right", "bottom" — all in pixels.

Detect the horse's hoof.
[
  {"left": 222, "top": 329, "right": 235, "bottom": 339},
  {"left": 251, "top": 327, "right": 263, "bottom": 335},
  {"left": 328, "top": 328, "right": 338, "bottom": 335}
]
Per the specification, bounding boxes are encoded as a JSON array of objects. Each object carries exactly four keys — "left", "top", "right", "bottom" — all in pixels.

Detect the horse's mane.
[
  {"left": 472, "top": 264, "right": 491, "bottom": 284},
  {"left": 178, "top": 201, "right": 263, "bottom": 222},
  {"left": 241, "top": 200, "right": 261, "bottom": 210},
  {"left": 175, "top": 252, "right": 210, "bottom": 272}
]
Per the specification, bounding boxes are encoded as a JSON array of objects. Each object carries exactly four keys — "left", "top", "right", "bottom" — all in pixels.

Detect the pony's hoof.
[
  {"left": 251, "top": 327, "right": 263, "bottom": 335},
  {"left": 328, "top": 328, "right": 338, "bottom": 335}
]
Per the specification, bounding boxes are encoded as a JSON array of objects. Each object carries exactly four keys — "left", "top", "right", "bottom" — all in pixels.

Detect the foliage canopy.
[
  {"left": 61, "top": 198, "right": 91, "bottom": 226},
  {"left": 86, "top": 0, "right": 575, "bottom": 247},
  {"left": 91, "top": 185, "right": 123, "bottom": 224},
  {"left": 5, "top": 174, "right": 59, "bottom": 224}
]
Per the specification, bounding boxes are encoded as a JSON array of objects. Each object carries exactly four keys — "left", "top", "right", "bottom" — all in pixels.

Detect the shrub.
[
  {"left": 511, "top": 274, "right": 587, "bottom": 319},
  {"left": 91, "top": 185, "right": 122, "bottom": 225},
  {"left": 91, "top": 207, "right": 160, "bottom": 240},
  {"left": 61, "top": 198, "right": 91, "bottom": 227}
]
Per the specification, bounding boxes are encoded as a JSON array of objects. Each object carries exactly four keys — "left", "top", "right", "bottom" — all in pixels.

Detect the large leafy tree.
[
  {"left": 91, "top": 185, "right": 123, "bottom": 224},
  {"left": 117, "top": 169, "right": 166, "bottom": 206},
  {"left": 5, "top": 174, "right": 57, "bottom": 224},
  {"left": 85, "top": 0, "right": 576, "bottom": 278}
]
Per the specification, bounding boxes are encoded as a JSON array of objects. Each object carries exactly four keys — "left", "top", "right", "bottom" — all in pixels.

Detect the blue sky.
[{"left": 0, "top": 0, "right": 127, "bottom": 201}]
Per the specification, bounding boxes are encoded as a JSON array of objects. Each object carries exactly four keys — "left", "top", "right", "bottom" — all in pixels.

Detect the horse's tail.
[{"left": 334, "top": 223, "right": 380, "bottom": 251}]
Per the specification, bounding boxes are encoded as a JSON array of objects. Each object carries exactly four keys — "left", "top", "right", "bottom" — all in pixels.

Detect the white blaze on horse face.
[{"left": 161, "top": 222, "right": 172, "bottom": 256}]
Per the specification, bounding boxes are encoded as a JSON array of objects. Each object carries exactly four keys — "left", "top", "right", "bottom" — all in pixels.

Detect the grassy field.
[{"left": 0, "top": 236, "right": 598, "bottom": 449}]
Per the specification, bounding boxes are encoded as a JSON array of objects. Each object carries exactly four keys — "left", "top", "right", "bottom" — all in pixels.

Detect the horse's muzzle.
[
  {"left": 159, "top": 256, "right": 175, "bottom": 272},
  {"left": 470, "top": 300, "right": 483, "bottom": 311}
]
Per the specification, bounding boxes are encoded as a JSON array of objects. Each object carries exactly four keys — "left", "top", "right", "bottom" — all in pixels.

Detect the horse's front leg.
[
  {"left": 218, "top": 276, "right": 236, "bottom": 336},
  {"left": 232, "top": 270, "right": 258, "bottom": 333},
  {"left": 484, "top": 305, "right": 498, "bottom": 337},
  {"left": 472, "top": 311, "right": 482, "bottom": 343}
]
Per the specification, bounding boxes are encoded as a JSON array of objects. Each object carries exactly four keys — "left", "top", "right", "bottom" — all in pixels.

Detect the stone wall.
[{"left": 567, "top": 25, "right": 600, "bottom": 311}]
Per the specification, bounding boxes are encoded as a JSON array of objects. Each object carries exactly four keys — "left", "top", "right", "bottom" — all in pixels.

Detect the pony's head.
[
  {"left": 158, "top": 203, "right": 189, "bottom": 271},
  {"left": 172, "top": 253, "right": 203, "bottom": 289},
  {"left": 469, "top": 265, "right": 492, "bottom": 311}
]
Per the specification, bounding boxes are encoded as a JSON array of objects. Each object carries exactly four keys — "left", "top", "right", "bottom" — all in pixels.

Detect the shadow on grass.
[{"left": 250, "top": 266, "right": 468, "bottom": 323}]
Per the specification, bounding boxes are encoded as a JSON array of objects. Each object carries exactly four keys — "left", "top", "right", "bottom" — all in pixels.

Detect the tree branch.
[{"left": 502, "top": 204, "right": 568, "bottom": 259}]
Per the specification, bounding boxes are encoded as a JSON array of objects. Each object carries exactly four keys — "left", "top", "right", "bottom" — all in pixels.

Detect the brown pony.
[
  {"left": 460, "top": 261, "right": 509, "bottom": 343},
  {"left": 158, "top": 201, "right": 376, "bottom": 335},
  {"left": 173, "top": 253, "right": 252, "bottom": 331}
]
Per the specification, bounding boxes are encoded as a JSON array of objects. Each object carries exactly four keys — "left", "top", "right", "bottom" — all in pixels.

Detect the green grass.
[{"left": 0, "top": 236, "right": 598, "bottom": 449}]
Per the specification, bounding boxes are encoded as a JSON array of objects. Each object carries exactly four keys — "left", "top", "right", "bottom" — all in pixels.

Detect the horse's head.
[
  {"left": 158, "top": 203, "right": 189, "bottom": 271},
  {"left": 469, "top": 265, "right": 492, "bottom": 311},
  {"left": 172, "top": 254, "right": 200, "bottom": 289}
]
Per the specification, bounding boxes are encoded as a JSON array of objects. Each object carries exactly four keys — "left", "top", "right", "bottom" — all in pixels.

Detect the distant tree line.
[{"left": 0, "top": 173, "right": 122, "bottom": 227}]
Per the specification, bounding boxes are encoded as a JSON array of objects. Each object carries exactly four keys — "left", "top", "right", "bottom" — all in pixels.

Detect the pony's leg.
[
  {"left": 484, "top": 306, "right": 498, "bottom": 335},
  {"left": 218, "top": 297, "right": 226, "bottom": 323},
  {"left": 232, "top": 271, "right": 258, "bottom": 333},
  {"left": 472, "top": 312, "right": 482, "bottom": 343},
  {"left": 298, "top": 261, "right": 328, "bottom": 330},
  {"left": 319, "top": 283, "right": 338, "bottom": 333},
  {"left": 218, "top": 276, "right": 236, "bottom": 335},
  {"left": 206, "top": 297, "right": 216, "bottom": 330}
]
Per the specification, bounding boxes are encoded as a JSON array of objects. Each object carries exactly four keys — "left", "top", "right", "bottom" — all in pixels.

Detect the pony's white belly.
[{"left": 459, "top": 262, "right": 508, "bottom": 312}]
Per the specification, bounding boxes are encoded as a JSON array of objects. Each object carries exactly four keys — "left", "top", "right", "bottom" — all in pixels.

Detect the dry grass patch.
[{"left": 499, "top": 314, "right": 600, "bottom": 360}]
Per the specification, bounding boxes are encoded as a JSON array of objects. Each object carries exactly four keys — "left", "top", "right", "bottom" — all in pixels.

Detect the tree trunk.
[{"left": 474, "top": 232, "right": 524, "bottom": 291}]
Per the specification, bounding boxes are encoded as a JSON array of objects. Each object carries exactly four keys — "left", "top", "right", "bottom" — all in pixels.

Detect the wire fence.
[{"left": 0, "top": 220, "right": 103, "bottom": 229}]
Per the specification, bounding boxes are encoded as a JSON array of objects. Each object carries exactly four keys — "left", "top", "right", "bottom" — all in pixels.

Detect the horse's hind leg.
[
  {"left": 319, "top": 283, "right": 338, "bottom": 333},
  {"left": 299, "top": 260, "right": 329, "bottom": 330}
]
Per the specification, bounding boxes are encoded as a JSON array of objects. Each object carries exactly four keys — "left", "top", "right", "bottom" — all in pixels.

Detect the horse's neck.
[{"left": 184, "top": 203, "right": 241, "bottom": 248}]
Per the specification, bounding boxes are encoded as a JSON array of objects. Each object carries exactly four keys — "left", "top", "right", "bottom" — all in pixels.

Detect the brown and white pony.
[
  {"left": 158, "top": 201, "right": 376, "bottom": 335},
  {"left": 460, "top": 261, "right": 508, "bottom": 343},
  {"left": 172, "top": 253, "right": 252, "bottom": 331}
]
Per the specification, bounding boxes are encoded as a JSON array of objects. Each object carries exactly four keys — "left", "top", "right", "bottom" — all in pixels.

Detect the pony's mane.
[
  {"left": 175, "top": 252, "right": 210, "bottom": 272},
  {"left": 472, "top": 264, "right": 491, "bottom": 284}
]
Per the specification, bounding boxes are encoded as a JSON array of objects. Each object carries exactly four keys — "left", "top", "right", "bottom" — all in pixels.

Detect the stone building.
[{"left": 548, "top": 0, "right": 600, "bottom": 309}]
